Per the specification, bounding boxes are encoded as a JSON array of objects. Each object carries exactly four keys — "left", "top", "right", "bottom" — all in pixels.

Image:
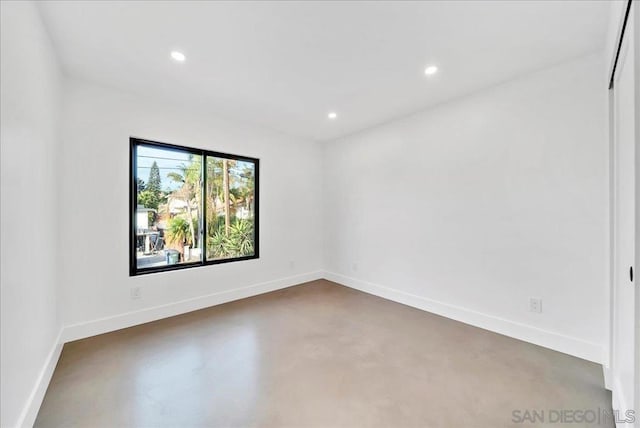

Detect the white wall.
[
  {"left": 58, "top": 78, "right": 323, "bottom": 335},
  {"left": 0, "top": 2, "right": 63, "bottom": 427},
  {"left": 323, "top": 53, "right": 608, "bottom": 362}
]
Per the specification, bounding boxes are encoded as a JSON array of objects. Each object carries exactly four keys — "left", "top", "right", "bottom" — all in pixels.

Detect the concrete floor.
[{"left": 35, "top": 280, "right": 612, "bottom": 427}]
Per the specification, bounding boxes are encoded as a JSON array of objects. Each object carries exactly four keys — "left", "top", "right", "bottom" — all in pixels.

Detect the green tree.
[
  {"left": 137, "top": 162, "right": 162, "bottom": 215},
  {"left": 147, "top": 161, "right": 161, "bottom": 195},
  {"left": 138, "top": 190, "right": 159, "bottom": 210}
]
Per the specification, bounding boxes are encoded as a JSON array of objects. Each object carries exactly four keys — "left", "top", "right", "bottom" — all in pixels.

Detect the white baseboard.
[
  {"left": 603, "top": 365, "right": 613, "bottom": 390},
  {"left": 17, "top": 271, "right": 322, "bottom": 427},
  {"left": 323, "top": 271, "right": 605, "bottom": 364},
  {"left": 610, "top": 374, "right": 633, "bottom": 428},
  {"left": 24, "top": 270, "right": 607, "bottom": 427},
  {"left": 16, "top": 328, "right": 64, "bottom": 428},
  {"left": 62, "top": 270, "right": 323, "bottom": 343}
]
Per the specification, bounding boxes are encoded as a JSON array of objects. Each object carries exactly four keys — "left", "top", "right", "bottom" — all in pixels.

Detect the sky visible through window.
[
  {"left": 137, "top": 145, "right": 192, "bottom": 192},
  {"left": 137, "top": 145, "right": 254, "bottom": 192}
]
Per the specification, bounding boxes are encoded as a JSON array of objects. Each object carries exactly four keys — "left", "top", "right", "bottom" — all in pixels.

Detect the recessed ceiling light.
[
  {"left": 328, "top": 112, "right": 337, "bottom": 120},
  {"left": 171, "top": 51, "right": 186, "bottom": 62},
  {"left": 424, "top": 65, "right": 438, "bottom": 75}
]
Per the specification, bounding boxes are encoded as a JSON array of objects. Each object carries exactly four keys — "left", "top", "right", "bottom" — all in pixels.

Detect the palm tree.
[
  {"left": 222, "top": 159, "right": 231, "bottom": 235},
  {"left": 206, "top": 157, "right": 223, "bottom": 236},
  {"left": 240, "top": 166, "right": 255, "bottom": 213},
  {"left": 218, "top": 158, "right": 237, "bottom": 236},
  {"left": 167, "top": 217, "right": 190, "bottom": 256},
  {"left": 167, "top": 156, "right": 201, "bottom": 248},
  {"left": 205, "top": 157, "right": 238, "bottom": 241}
]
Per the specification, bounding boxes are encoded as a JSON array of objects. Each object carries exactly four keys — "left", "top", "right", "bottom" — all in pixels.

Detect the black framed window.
[{"left": 130, "top": 138, "right": 259, "bottom": 276}]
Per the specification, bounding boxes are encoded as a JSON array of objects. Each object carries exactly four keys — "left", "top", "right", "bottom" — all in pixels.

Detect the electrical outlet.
[
  {"left": 529, "top": 297, "right": 542, "bottom": 313},
  {"left": 352, "top": 262, "right": 358, "bottom": 272},
  {"left": 289, "top": 260, "right": 295, "bottom": 269},
  {"left": 131, "top": 286, "right": 142, "bottom": 300}
]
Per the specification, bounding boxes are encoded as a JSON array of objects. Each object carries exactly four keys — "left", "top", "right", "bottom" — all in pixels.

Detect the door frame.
[
  {"left": 607, "top": 0, "right": 640, "bottom": 424},
  {"left": 634, "top": 1, "right": 640, "bottom": 419}
]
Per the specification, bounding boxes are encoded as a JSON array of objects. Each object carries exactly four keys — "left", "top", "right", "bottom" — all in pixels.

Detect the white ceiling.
[{"left": 38, "top": 1, "right": 611, "bottom": 141}]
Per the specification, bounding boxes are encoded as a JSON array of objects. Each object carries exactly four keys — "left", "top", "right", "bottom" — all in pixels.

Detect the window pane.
[
  {"left": 136, "top": 145, "right": 202, "bottom": 270},
  {"left": 206, "top": 156, "right": 256, "bottom": 261}
]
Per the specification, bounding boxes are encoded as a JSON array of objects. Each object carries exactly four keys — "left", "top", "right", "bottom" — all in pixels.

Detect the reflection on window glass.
[
  {"left": 135, "top": 145, "right": 202, "bottom": 270},
  {"left": 132, "top": 139, "right": 259, "bottom": 275},
  {"left": 206, "top": 157, "right": 256, "bottom": 261}
]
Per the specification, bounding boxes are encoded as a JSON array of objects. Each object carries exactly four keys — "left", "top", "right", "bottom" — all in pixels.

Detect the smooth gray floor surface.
[{"left": 35, "top": 280, "right": 612, "bottom": 427}]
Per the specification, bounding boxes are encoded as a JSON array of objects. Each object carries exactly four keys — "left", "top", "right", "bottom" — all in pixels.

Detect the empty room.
[{"left": 1, "top": 0, "right": 639, "bottom": 427}]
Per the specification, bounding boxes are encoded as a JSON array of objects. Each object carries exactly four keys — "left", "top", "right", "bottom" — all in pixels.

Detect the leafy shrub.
[
  {"left": 206, "top": 219, "right": 254, "bottom": 259},
  {"left": 167, "top": 217, "right": 190, "bottom": 246}
]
